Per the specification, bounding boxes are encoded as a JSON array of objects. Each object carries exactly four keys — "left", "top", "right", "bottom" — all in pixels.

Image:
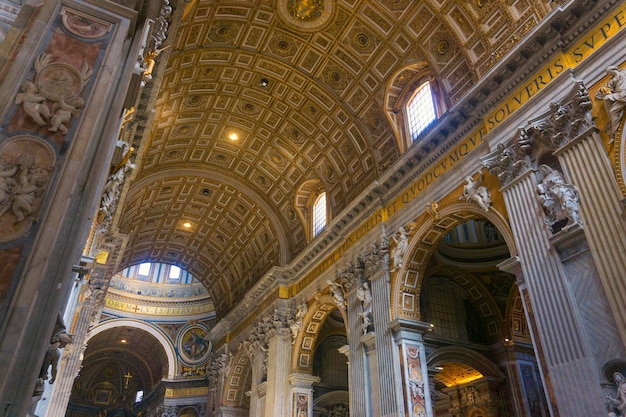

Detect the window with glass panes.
[
  {"left": 313, "top": 192, "right": 326, "bottom": 237},
  {"left": 406, "top": 81, "right": 436, "bottom": 141}
]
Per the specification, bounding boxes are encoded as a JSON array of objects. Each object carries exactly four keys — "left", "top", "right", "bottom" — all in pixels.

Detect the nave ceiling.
[{"left": 116, "top": 0, "right": 558, "bottom": 317}]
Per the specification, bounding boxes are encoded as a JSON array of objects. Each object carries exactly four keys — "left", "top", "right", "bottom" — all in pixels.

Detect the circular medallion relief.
[
  {"left": 276, "top": 0, "right": 335, "bottom": 32},
  {"left": 36, "top": 63, "right": 84, "bottom": 101},
  {"left": 178, "top": 325, "right": 212, "bottom": 365}
]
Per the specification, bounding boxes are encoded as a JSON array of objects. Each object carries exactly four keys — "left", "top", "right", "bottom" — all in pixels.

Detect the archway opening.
[
  {"left": 66, "top": 326, "right": 169, "bottom": 417},
  {"left": 418, "top": 217, "right": 549, "bottom": 417},
  {"left": 312, "top": 309, "right": 349, "bottom": 417}
]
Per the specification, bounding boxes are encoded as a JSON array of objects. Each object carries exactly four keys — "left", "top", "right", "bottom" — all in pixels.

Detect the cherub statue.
[
  {"left": 356, "top": 281, "right": 372, "bottom": 316},
  {"left": 460, "top": 171, "right": 491, "bottom": 212},
  {"left": 289, "top": 301, "right": 308, "bottom": 342},
  {"left": 15, "top": 81, "right": 51, "bottom": 126},
  {"left": 49, "top": 97, "right": 84, "bottom": 134}
]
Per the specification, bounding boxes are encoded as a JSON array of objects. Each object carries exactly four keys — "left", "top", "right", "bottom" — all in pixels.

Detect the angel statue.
[
  {"left": 390, "top": 224, "right": 414, "bottom": 272},
  {"left": 460, "top": 171, "right": 491, "bottom": 212},
  {"left": 327, "top": 280, "right": 345, "bottom": 310}
]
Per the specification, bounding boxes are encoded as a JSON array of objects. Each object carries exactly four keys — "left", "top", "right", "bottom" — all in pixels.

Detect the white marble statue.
[
  {"left": 390, "top": 226, "right": 410, "bottom": 271},
  {"left": 460, "top": 171, "right": 491, "bottom": 212},
  {"left": 327, "top": 279, "right": 345, "bottom": 309},
  {"left": 607, "top": 371, "right": 626, "bottom": 417},
  {"left": 536, "top": 165, "right": 580, "bottom": 232},
  {"left": 596, "top": 65, "right": 626, "bottom": 140}
]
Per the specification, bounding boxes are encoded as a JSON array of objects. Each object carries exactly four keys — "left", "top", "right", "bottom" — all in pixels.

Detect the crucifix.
[{"left": 124, "top": 371, "right": 132, "bottom": 389}]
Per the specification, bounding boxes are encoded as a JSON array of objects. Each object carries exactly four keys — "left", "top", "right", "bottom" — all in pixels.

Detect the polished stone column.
[
  {"left": 390, "top": 319, "right": 434, "bottom": 417},
  {"left": 264, "top": 328, "right": 292, "bottom": 417},
  {"left": 554, "top": 126, "right": 626, "bottom": 346},
  {"left": 288, "top": 373, "right": 320, "bottom": 417},
  {"left": 496, "top": 168, "right": 604, "bottom": 416}
]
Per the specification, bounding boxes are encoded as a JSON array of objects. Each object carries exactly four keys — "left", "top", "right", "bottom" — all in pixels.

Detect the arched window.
[
  {"left": 294, "top": 180, "right": 330, "bottom": 242},
  {"left": 385, "top": 65, "right": 447, "bottom": 152},
  {"left": 406, "top": 80, "right": 437, "bottom": 142},
  {"left": 312, "top": 192, "right": 327, "bottom": 237}
]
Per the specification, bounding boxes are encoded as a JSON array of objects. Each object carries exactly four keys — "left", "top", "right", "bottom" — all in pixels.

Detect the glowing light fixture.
[
  {"left": 182, "top": 221, "right": 192, "bottom": 228},
  {"left": 120, "top": 339, "right": 127, "bottom": 343},
  {"left": 228, "top": 132, "right": 239, "bottom": 141}
]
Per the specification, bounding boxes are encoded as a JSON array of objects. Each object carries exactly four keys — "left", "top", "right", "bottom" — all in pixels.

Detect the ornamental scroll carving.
[
  {"left": 15, "top": 54, "right": 91, "bottom": 135},
  {"left": 0, "top": 137, "right": 54, "bottom": 241}
]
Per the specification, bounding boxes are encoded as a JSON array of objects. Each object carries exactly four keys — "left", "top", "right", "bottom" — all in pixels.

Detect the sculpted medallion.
[{"left": 276, "top": 0, "right": 334, "bottom": 32}]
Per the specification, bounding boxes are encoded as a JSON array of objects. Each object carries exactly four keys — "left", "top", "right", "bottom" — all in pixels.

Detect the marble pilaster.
[
  {"left": 554, "top": 127, "right": 626, "bottom": 346},
  {"left": 344, "top": 279, "right": 368, "bottom": 417},
  {"left": 365, "top": 248, "right": 405, "bottom": 417},
  {"left": 263, "top": 329, "right": 292, "bottom": 417},
  {"left": 288, "top": 373, "right": 320, "bottom": 417},
  {"left": 248, "top": 346, "right": 266, "bottom": 417},
  {"left": 390, "top": 319, "right": 434, "bottom": 417},
  {"left": 496, "top": 168, "right": 604, "bottom": 416}
]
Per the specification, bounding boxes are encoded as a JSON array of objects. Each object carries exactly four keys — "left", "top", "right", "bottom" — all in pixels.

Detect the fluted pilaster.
[
  {"left": 248, "top": 347, "right": 265, "bottom": 417},
  {"left": 500, "top": 169, "right": 604, "bottom": 416},
  {"left": 264, "top": 330, "right": 291, "bottom": 417},
  {"left": 555, "top": 128, "right": 626, "bottom": 346},
  {"left": 369, "top": 268, "right": 404, "bottom": 417},
  {"left": 346, "top": 289, "right": 368, "bottom": 417}
]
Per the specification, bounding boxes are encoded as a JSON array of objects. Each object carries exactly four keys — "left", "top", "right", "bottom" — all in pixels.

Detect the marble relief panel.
[{"left": 0, "top": 6, "right": 115, "bottom": 306}]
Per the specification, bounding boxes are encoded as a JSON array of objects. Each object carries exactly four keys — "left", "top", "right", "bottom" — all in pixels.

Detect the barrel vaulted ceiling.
[{"left": 117, "top": 0, "right": 555, "bottom": 316}]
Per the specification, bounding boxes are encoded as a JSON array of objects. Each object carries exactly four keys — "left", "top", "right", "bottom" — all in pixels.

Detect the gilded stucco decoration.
[{"left": 114, "top": 0, "right": 553, "bottom": 316}]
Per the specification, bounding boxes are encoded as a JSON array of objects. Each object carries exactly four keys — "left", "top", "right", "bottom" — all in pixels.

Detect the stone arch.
[
  {"left": 291, "top": 293, "right": 347, "bottom": 374},
  {"left": 222, "top": 347, "right": 252, "bottom": 408},
  {"left": 391, "top": 200, "right": 516, "bottom": 321},
  {"left": 88, "top": 319, "right": 177, "bottom": 379}
]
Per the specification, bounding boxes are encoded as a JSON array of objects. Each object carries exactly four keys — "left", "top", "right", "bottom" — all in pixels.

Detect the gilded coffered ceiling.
[{"left": 117, "top": 0, "right": 554, "bottom": 316}]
